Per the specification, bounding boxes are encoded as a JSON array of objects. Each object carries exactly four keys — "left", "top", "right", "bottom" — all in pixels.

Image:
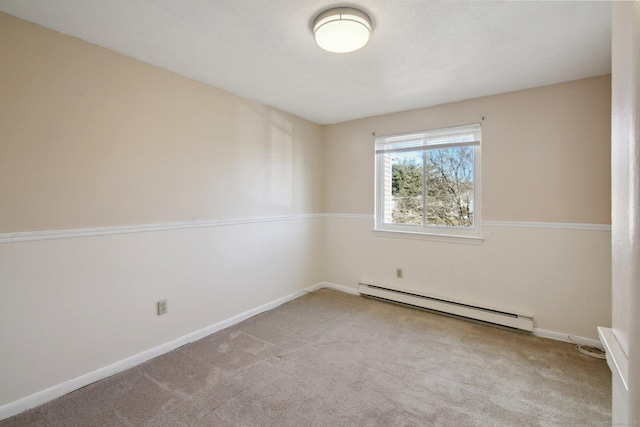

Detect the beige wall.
[
  {"left": 323, "top": 76, "right": 612, "bottom": 340},
  {"left": 0, "top": 13, "right": 324, "bottom": 409},
  {"left": 0, "top": 12, "right": 322, "bottom": 233},
  {"left": 324, "top": 76, "right": 611, "bottom": 224}
]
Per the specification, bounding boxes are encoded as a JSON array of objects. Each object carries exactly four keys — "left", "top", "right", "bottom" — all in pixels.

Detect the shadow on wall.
[{"left": 234, "top": 102, "right": 294, "bottom": 212}]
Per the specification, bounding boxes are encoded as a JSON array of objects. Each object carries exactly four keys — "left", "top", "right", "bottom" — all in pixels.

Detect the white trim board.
[
  {"left": 598, "top": 327, "right": 628, "bottom": 391},
  {"left": 0, "top": 282, "right": 600, "bottom": 421},
  {"left": 323, "top": 213, "right": 374, "bottom": 220},
  {"left": 0, "top": 214, "right": 323, "bottom": 244},
  {"left": 0, "top": 215, "right": 610, "bottom": 244},
  {"left": 483, "top": 220, "right": 611, "bottom": 232},
  {"left": 323, "top": 215, "right": 610, "bottom": 232}
]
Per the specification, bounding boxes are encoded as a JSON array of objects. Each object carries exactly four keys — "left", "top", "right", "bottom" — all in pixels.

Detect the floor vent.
[{"left": 358, "top": 282, "right": 533, "bottom": 332}]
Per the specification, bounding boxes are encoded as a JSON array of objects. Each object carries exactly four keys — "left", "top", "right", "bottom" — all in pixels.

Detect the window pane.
[
  {"left": 384, "top": 151, "right": 423, "bottom": 225},
  {"left": 426, "top": 146, "right": 474, "bottom": 227}
]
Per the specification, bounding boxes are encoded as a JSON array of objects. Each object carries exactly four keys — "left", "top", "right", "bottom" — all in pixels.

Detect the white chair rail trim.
[
  {"left": 0, "top": 215, "right": 610, "bottom": 244},
  {"left": 0, "top": 214, "right": 323, "bottom": 244}
]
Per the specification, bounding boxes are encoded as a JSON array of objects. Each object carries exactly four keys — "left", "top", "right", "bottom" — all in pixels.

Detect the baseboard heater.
[{"left": 358, "top": 282, "right": 533, "bottom": 332}]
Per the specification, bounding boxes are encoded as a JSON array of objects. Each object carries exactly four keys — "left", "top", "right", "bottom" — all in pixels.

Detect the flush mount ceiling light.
[{"left": 313, "top": 7, "right": 372, "bottom": 53}]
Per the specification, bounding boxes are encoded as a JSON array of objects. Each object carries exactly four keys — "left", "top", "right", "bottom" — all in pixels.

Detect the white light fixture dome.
[{"left": 313, "top": 7, "right": 372, "bottom": 53}]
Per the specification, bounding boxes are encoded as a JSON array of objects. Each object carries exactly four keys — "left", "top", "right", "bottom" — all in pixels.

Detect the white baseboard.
[
  {"left": 532, "top": 328, "right": 603, "bottom": 349},
  {"left": 306, "top": 281, "right": 360, "bottom": 295},
  {"left": 0, "top": 284, "right": 325, "bottom": 421},
  {"left": 0, "top": 282, "right": 602, "bottom": 421}
]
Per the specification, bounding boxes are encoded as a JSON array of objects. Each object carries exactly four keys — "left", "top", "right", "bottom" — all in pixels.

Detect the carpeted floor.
[{"left": 1, "top": 289, "right": 611, "bottom": 426}]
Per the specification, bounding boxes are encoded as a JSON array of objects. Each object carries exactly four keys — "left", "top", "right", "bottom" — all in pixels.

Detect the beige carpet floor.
[{"left": 1, "top": 289, "right": 611, "bottom": 426}]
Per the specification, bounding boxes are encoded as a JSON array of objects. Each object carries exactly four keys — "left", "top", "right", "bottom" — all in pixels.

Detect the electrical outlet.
[
  {"left": 157, "top": 299, "right": 168, "bottom": 315},
  {"left": 396, "top": 268, "right": 403, "bottom": 279}
]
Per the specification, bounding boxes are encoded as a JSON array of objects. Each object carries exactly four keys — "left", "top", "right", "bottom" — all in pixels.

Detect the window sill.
[{"left": 372, "top": 229, "right": 484, "bottom": 245}]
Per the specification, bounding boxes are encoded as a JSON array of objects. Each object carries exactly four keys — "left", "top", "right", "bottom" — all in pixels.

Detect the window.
[{"left": 375, "top": 124, "right": 481, "bottom": 239}]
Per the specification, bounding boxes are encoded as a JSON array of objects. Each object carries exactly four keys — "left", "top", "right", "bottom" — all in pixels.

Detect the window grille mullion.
[{"left": 422, "top": 150, "right": 427, "bottom": 227}]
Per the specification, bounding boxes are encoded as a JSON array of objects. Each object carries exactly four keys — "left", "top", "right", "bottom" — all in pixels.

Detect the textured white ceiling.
[{"left": 0, "top": 0, "right": 611, "bottom": 125}]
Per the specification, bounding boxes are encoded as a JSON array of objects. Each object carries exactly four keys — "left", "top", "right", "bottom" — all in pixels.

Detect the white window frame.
[{"left": 374, "top": 124, "right": 483, "bottom": 243}]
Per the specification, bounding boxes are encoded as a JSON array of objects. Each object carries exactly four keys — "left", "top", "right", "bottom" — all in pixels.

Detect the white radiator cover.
[{"left": 358, "top": 282, "right": 534, "bottom": 332}]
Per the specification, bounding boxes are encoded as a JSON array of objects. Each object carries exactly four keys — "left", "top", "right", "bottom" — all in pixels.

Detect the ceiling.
[{"left": 0, "top": 1, "right": 612, "bottom": 125}]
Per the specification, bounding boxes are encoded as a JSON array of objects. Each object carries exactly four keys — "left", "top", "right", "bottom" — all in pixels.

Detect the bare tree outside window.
[
  {"left": 426, "top": 146, "right": 474, "bottom": 226},
  {"left": 389, "top": 147, "right": 474, "bottom": 227}
]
